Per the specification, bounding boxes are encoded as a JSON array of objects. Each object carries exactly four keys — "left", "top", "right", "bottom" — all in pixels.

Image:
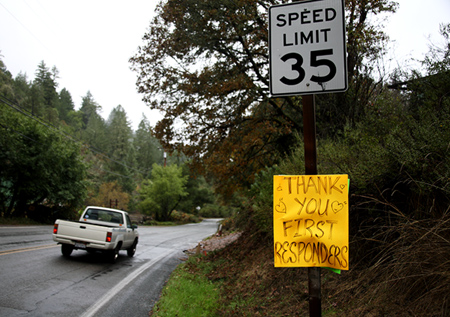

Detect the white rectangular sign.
[{"left": 269, "top": 0, "right": 347, "bottom": 96}]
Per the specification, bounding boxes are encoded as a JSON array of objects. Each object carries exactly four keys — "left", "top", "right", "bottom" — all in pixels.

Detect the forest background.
[
  {"left": 1, "top": 0, "right": 450, "bottom": 314},
  {"left": 0, "top": 58, "right": 227, "bottom": 223}
]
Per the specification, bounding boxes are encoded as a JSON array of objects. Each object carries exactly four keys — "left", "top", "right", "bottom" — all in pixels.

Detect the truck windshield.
[{"left": 83, "top": 208, "right": 124, "bottom": 225}]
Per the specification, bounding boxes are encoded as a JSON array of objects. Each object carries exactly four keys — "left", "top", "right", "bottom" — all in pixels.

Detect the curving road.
[{"left": 0, "top": 219, "right": 221, "bottom": 317}]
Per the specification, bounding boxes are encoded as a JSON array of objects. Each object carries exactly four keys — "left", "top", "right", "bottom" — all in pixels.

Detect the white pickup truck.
[{"left": 53, "top": 206, "right": 139, "bottom": 262}]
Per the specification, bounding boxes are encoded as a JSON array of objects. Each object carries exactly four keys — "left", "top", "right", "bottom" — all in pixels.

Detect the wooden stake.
[{"left": 302, "top": 94, "right": 322, "bottom": 317}]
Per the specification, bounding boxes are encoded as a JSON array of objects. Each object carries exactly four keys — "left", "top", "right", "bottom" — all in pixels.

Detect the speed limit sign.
[{"left": 269, "top": 0, "right": 347, "bottom": 96}]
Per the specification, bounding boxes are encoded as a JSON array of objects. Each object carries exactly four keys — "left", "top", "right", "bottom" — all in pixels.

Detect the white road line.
[{"left": 81, "top": 248, "right": 174, "bottom": 317}]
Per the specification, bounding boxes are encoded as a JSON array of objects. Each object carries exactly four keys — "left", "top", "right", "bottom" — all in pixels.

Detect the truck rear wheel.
[
  {"left": 109, "top": 244, "right": 120, "bottom": 263},
  {"left": 61, "top": 244, "right": 74, "bottom": 257}
]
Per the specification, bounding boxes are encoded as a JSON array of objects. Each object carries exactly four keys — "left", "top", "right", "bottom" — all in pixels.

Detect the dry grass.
[
  {"left": 197, "top": 211, "right": 450, "bottom": 316},
  {"left": 333, "top": 213, "right": 450, "bottom": 316}
]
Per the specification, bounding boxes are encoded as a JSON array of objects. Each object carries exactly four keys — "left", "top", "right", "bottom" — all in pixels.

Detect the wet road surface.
[{"left": 0, "top": 219, "right": 221, "bottom": 316}]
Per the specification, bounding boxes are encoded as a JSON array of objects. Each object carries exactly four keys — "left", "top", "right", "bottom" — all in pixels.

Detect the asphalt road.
[{"left": 0, "top": 219, "right": 221, "bottom": 317}]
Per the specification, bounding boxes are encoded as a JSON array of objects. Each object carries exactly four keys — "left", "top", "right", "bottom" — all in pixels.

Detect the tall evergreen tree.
[
  {"left": 105, "top": 105, "right": 136, "bottom": 193},
  {"left": 33, "top": 61, "right": 59, "bottom": 123},
  {"left": 79, "top": 91, "right": 107, "bottom": 151},
  {"left": 85, "top": 114, "right": 108, "bottom": 151},
  {"left": 57, "top": 88, "right": 75, "bottom": 124},
  {"left": 134, "top": 115, "right": 163, "bottom": 178},
  {"left": 79, "top": 91, "right": 102, "bottom": 128},
  {"left": 12, "top": 72, "right": 31, "bottom": 108}
]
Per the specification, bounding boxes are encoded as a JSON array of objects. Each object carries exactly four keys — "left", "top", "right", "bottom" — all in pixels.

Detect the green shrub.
[
  {"left": 170, "top": 210, "right": 201, "bottom": 223},
  {"left": 199, "top": 203, "right": 235, "bottom": 218},
  {"left": 238, "top": 165, "right": 281, "bottom": 236}
]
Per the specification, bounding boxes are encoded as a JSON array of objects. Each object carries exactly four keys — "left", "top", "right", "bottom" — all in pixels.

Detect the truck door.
[{"left": 124, "top": 214, "right": 136, "bottom": 248}]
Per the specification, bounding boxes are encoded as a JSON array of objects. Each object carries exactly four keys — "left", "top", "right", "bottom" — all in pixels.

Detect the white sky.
[
  {"left": 0, "top": 0, "right": 449, "bottom": 130},
  {"left": 384, "top": 0, "right": 450, "bottom": 71},
  {"left": 0, "top": 0, "right": 160, "bottom": 130}
]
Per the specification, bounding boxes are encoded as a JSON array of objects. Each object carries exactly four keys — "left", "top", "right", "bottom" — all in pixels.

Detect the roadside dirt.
[{"left": 185, "top": 232, "right": 242, "bottom": 255}]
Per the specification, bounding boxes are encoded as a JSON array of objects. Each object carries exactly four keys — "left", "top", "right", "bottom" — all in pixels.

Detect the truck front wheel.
[
  {"left": 127, "top": 240, "right": 137, "bottom": 257},
  {"left": 61, "top": 244, "right": 74, "bottom": 257}
]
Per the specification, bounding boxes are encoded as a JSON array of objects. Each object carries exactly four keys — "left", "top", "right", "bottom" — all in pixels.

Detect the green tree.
[
  {"left": 0, "top": 56, "right": 15, "bottom": 101},
  {"left": 105, "top": 105, "right": 136, "bottom": 193},
  {"left": 0, "top": 101, "right": 88, "bottom": 218},
  {"left": 12, "top": 72, "right": 31, "bottom": 107},
  {"left": 57, "top": 88, "right": 75, "bottom": 124},
  {"left": 83, "top": 112, "right": 108, "bottom": 152},
  {"left": 138, "top": 164, "right": 188, "bottom": 221},
  {"left": 33, "top": 61, "right": 59, "bottom": 123},
  {"left": 78, "top": 91, "right": 108, "bottom": 151},
  {"left": 134, "top": 115, "right": 163, "bottom": 178},
  {"left": 79, "top": 91, "right": 102, "bottom": 129},
  {"left": 176, "top": 164, "right": 215, "bottom": 214}
]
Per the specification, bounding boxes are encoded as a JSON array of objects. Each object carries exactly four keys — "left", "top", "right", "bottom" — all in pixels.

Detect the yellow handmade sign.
[{"left": 273, "top": 175, "right": 349, "bottom": 270}]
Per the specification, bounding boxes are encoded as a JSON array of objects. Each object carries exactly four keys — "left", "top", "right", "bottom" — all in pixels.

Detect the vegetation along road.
[{"left": 0, "top": 220, "right": 220, "bottom": 317}]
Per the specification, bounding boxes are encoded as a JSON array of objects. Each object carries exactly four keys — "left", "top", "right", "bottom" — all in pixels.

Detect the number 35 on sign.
[{"left": 269, "top": 0, "right": 347, "bottom": 96}]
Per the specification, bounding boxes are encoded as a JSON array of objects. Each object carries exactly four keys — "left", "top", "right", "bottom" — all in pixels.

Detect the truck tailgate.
[{"left": 57, "top": 221, "right": 108, "bottom": 243}]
